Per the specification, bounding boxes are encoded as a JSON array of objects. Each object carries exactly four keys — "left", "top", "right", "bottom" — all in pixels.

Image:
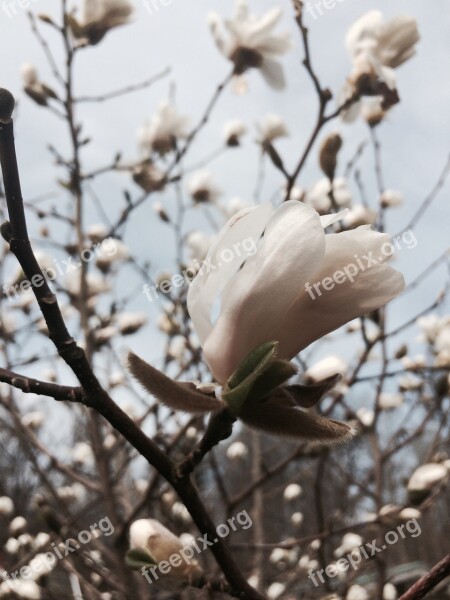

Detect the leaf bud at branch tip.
[{"left": 0, "top": 89, "right": 15, "bottom": 122}]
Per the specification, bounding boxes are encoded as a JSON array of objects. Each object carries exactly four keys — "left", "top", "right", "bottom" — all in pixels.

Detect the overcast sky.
[{"left": 1, "top": 0, "right": 449, "bottom": 376}]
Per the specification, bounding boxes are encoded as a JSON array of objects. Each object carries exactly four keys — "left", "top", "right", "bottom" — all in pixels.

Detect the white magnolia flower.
[
  {"left": 407, "top": 463, "right": 448, "bottom": 492},
  {"left": 129, "top": 519, "right": 202, "bottom": 579},
  {"left": 66, "top": 273, "right": 111, "bottom": 298},
  {"left": 21, "top": 63, "right": 57, "bottom": 106},
  {"left": 87, "top": 224, "right": 109, "bottom": 244},
  {"left": 139, "top": 102, "right": 189, "bottom": 155},
  {"left": 398, "top": 507, "right": 421, "bottom": 521},
  {"left": 187, "top": 171, "right": 222, "bottom": 204},
  {"left": 186, "top": 231, "right": 214, "bottom": 263},
  {"left": 188, "top": 202, "right": 404, "bottom": 384},
  {"left": 343, "top": 11, "right": 419, "bottom": 120},
  {"left": 383, "top": 583, "right": 398, "bottom": 600},
  {"left": 417, "top": 314, "right": 445, "bottom": 343},
  {"left": 379, "top": 392, "right": 404, "bottom": 410},
  {"left": 133, "top": 162, "right": 166, "bottom": 193},
  {"left": 34, "top": 532, "right": 51, "bottom": 549},
  {"left": 7, "top": 580, "right": 41, "bottom": 599},
  {"left": 305, "top": 356, "right": 348, "bottom": 383},
  {"left": 283, "top": 483, "right": 302, "bottom": 501},
  {"left": 208, "top": 0, "right": 291, "bottom": 89},
  {"left": 0, "top": 496, "right": 14, "bottom": 516},
  {"left": 222, "top": 119, "right": 247, "bottom": 146},
  {"left": 226, "top": 441, "right": 248, "bottom": 461},
  {"left": 291, "top": 512, "right": 304, "bottom": 526},
  {"left": 347, "top": 585, "right": 369, "bottom": 600},
  {"left": 267, "top": 582, "right": 286, "bottom": 599},
  {"left": 116, "top": 312, "right": 148, "bottom": 335},
  {"left": 223, "top": 197, "right": 249, "bottom": 218},
  {"left": 380, "top": 189, "right": 404, "bottom": 208},
  {"left": 343, "top": 204, "right": 377, "bottom": 228},
  {"left": 360, "top": 96, "right": 386, "bottom": 126},
  {"left": 357, "top": 407, "right": 375, "bottom": 428},
  {"left": 9, "top": 516, "right": 27, "bottom": 535},
  {"left": 305, "top": 178, "right": 352, "bottom": 215},
  {"left": 335, "top": 533, "right": 363, "bottom": 557},
  {"left": 346, "top": 11, "right": 420, "bottom": 71},
  {"left": 21, "top": 411, "right": 45, "bottom": 430},
  {"left": 269, "top": 547, "right": 290, "bottom": 564},
  {"left": 436, "top": 325, "right": 450, "bottom": 355},
  {"left": 73, "top": 0, "right": 134, "bottom": 45},
  {"left": 5, "top": 537, "right": 20, "bottom": 554},
  {"left": 72, "top": 442, "right": 95, "bottom": 467},
  {"left": 256, "top": 114, "right": 289, "bottom": 144},
  {"left": 398, "top": 374, "right": 422, "bottom": 391}
]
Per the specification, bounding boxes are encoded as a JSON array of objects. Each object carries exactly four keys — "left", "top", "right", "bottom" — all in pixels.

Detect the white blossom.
[
  {"left": 6, "top": 580, "right": 41, "bottom": 599},
  {"left": 187, "top": 171, "right": 222, "bottom": 204},
  {"left": 5, "top": 537, "right": 20, "bottom": 554},
  {"left": 226, "top": 441, "right": 248, "bottom": 461},
  {"left": 129, "top": 518, "right": 202, "bottom": 579},
  {"left": 0, "top": 496, "right": 14, "bottom": 516},
  {"left": 342, "top": 204, "right": 377, "bottom": 228},
  {"left": 73, "top": 0, "right": 134, "bottom": 45},
  {"left": 347, "top": 585, "right": 369, "bottom": 600},
  {"left": 72, "top": 442, "right": 95, "bottom": 467},
  {"left": 291, "top": 512, "right": 304, "bottom": 527},
  {"left": 380, "top": 190, "right": 404, "bottom": 208},
  {"left": 186, "top": 231, "right": 214, "bottom": 263},
  {"left": 305, "top": 356, "right": 348, "bottom": 383},
  {"left": 335, "top": 533, "right": 363, "bottom": 557},
  {"left": 208, "top": 1, "right": 291, "bottom": 89},
  {"left": 407, "top": 463, "right": 448, "bottom": 492},
  {"left": 222, "top": 119, "right": 247, "bottom": 146},
  {"left": 383, "top": 583, "right": 398, "bottom": 600},
  {"left": 116, "top": 312, "right": 148, "bottom": 335},
  {"left": 283, "top": 483, "right": 302, "bottom": 501},
  {"left": 267, "top": 582, "right": 286, "bottom": 599},
  {"left": 256, "top": 114, "right": 288, "bottom": 144},
  {"left": 139, "top": 102, "right": 189, "bottom": 155},
  {"left": 9, "top": 516, "right": 27, "bottom": 535},
  {"left": 305, "top": 178, "right": 352, "bottom": 215},
  {"left": 379, "top": 393, "right": 404, "bottom": 410},
  {"left": 21, "top": 412, "right": 45, "bottom": 430},
  {"left": 356, "top": 407, "right": 375, "bottom": 428}
]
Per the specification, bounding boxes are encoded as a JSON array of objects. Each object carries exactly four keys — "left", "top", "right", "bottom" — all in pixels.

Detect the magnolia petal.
[
  {"left": 320, "top": 210, "right": 349, "bottom": 230},
  {"left": 128, "top": 353, "right": 224, "bottom": 413},
  {"left": 275, "top": 228, "right": 405, "bottom": 359},
  {"left": 240, "top": 391, "right": 355, "bottom": 443},
  {"left": 346, "top": 11, "right": 383, "bottom": 58},
  {"left": 203, "top": 201, "right": 326, "bottom": 383},
  {"left": 260, "top": 58, "right": 286, "bottom": 90},
  {"left": 187, "top": 204, "right": 273, "bottom": 346}
]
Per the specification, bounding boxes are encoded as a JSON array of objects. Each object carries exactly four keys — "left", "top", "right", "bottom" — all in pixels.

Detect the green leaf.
[
  {"left": 248, "top": 359, "right": 298, "bottom": 402},
  {"left": 223, "top": 341, "right": 278, "bottom": 416},
  {"left": 125, "top": 547, "right": 157, "bottom": 570}
]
